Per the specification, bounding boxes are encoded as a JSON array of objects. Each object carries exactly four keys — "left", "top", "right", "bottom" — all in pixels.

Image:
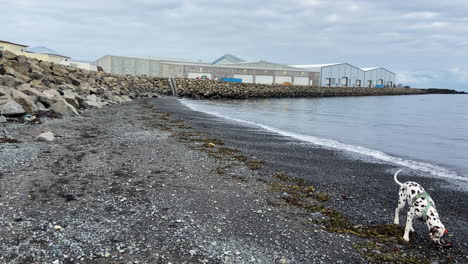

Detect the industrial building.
[
  {"left": 95, "top": 53, "right": 396, "bottom": 87},
  {"left": 362, "top": 67, "right": 396, "bottom": 87},
  {"left": 96, "top": 54, "right": 319, "bottom": 86},
  {"left": 290, "top": 63, "right": 366, "bottom": 87}
]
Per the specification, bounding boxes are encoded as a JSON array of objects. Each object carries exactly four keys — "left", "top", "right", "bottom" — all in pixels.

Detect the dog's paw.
[{"left": 403, "top": 236, "right": 410, "bottom": 242}]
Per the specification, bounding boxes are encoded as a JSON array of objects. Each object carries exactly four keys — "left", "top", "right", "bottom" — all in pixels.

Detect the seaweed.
[
  {"left": 353, "top": 242, "right": 429, "bottom": 264},
  {"left": 246, "top": 160, "right": 263, "bottom": 170},
  {"left": 0, "top": 137, "right": 20, "bottom": 144}
]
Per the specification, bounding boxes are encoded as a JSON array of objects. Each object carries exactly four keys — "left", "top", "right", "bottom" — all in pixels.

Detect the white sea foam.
[{"left": 180, "top": 99, "right": 467, "bottom": 182}]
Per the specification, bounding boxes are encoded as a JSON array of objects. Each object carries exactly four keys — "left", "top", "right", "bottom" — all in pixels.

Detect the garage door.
[
  {"left": 234, "top": 74, "right": 254, "bottom": 83},
  {"left": 188, "top": 73, "right": 212, "bottom": 79},
  {"left": 255, "top": 75, "right": 274, "bottom": 85},
  {"left": 294, "top": 77, "right": 309, "bottom": 86},
  {"left": 275, "top": 76, "right": 292, "bottom": 84}
]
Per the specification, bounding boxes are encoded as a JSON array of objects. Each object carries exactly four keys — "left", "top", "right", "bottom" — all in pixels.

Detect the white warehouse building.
[
  {"left": 362, "top": 67, "right": 396, "bottom": 87},
  {"left": 289, "top": 63, "right": 365, "bottom": 87}
]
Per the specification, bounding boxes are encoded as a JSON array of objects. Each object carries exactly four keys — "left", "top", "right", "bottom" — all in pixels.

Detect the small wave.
[{"left": 180, "top": 99, "right": 467, "bottom": 182}]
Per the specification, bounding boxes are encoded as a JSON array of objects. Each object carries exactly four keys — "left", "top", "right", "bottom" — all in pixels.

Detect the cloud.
[{"left": 0, "top": 0, "right": 467, "bottom": 90}]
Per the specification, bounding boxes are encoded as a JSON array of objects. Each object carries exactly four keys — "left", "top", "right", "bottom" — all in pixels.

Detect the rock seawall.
[
  {"left": 1, "top": 49, "right": 428, "bottom": 119},
  {"left": 0, "top": 50, "right": 168, "bottom": 117},
  {"left": 173, "top": 79, "right": 426, "bottom": 99}
]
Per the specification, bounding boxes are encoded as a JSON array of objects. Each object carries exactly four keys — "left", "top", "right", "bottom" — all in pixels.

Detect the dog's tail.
[{"left": 394, "top": 170, "right": 403, "bottom": 186}]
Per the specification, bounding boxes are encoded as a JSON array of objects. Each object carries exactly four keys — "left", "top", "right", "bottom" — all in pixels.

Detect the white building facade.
[
  {"left": 362, "top": 68, "right": 396, "bottom": 87},
  {"left": 290, "top": 63, "right": 365, "bottom": 87}
]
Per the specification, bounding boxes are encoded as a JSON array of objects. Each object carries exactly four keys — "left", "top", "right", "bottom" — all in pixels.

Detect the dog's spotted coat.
[{"left": 393, "top": 170, "right": 447, "bottom": 244}]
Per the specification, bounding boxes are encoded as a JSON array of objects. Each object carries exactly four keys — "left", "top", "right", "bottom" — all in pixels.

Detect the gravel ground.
[{"left": 0, "top": 98, "right": 467, "bottom": 264}]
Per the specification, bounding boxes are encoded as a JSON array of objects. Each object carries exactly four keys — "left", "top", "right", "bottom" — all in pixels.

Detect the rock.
[
  {"left": 86, "top": 94, "right": 98, "bottom": 102},
  {"left": 53, "top": 225, "right": 63, "bottom": 231},
  {"left": 0, "top": 65, "right": 32, "bottom": 83},
  {"left": 1, "top": 50, "right": 18, "bottom": 61},
  {"left": 62, "top": 91, "right": 80, "bottom": 108},
  {"left": 50, "top": 99, "right": 79, "bottom": 117},
  {"left": 36, "top": 132, "right": 55, "bottom": 142},
  {"left": 10, "top": 89, "right": 38, "bottom": 114},
  {"left": 0, "top": 115, "right": 6, "bottom": 123},
  {"left": 0, "top": 96, "right": 26, "bottom": 116},
  {"left": 51, "top": 65, "right": 68, "bottom": 77},
  {"left": 81, "top": 100, "right": 103, "bottom": 109},
  {"left": 43, "top": 89, "right": 61, "bottom": 100},
  {"left": 18, "top": 85, "right": 55, "bottom": 107},
  {"left": 36, "top": 102, "right": 47, "bottom": 111},
  {"left": 310, "top": 212, "right": 324, "bottom": 219},
  {"left": 0, "top": 74, "right": 24, "bottom": 87}
]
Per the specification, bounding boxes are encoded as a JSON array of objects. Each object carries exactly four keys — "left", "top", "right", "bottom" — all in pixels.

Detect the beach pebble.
[
  {"left": 54, "top": 225, "right": 63, "bottom": 231},
  {"left": 36, "top": 131, "right": 55, "bottom": 142},
  {"left": 310, "top": 212, "right": 323, "bottom": 219}
]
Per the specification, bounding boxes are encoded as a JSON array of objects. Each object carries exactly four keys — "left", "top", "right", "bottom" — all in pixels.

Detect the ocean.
[{"left": 181, "top": 94, "right": 468, "bottom": 183}]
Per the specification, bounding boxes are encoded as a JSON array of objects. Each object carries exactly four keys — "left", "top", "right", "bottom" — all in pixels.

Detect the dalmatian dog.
[{"left": 393, "top": 170, "right": 451, "bottom": 246}]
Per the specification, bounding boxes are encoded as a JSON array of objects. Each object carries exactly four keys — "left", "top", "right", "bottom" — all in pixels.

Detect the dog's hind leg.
[
  {"left": 394, "top": 191, "right": 406, "bottom": 225},
  {"left": 403, "top": 207, "right": 416, "bottom": 241}
]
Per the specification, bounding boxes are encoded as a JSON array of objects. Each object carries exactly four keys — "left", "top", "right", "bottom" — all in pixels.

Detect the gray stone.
[
  {"left": 36, "top": 102, "right": 47, "bottom": 111},
  {"left": 310, "top": 212, "right": 324, "bottom": 219},
  {"left": 36, "top": 131, "right": 55, "bottom": 142},
  {"left": 0, "top": 96, "right": 26, "bottom": 116},
  {"left": 50, "top": 99, "right": 79, "bottom": 117},
  {"left": 10, "top": 89, "right": 38, "bottom": 114},
  {"left": 19, "top": 86, "right": 56, "bottom": 107},
  {"left": 82, "top": 100, "right": 103, "bottom": 109},
  {"left": 0, "top": 115, "right": 6, "bottom": 123}
]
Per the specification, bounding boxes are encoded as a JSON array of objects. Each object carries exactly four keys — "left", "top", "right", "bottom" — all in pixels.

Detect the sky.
[{"left": 1, "top": 0, "right": 468, "bottom": 90}]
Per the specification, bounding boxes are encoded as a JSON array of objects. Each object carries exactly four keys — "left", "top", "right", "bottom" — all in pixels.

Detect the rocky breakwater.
[
  {"left": 174, "top": 78, "right": 427, "bottom": 99},
  {"left": 0, "top": 50, "right": 169, "bottom": 121}
]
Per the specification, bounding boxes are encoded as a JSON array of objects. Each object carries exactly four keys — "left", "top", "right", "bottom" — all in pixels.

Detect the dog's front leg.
[{"left": 403, "top": 208, "right": 415, "bottom": 241}]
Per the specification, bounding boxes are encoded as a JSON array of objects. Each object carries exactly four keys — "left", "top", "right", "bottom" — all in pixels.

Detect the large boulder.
[
  {"left": 1, "top": 50, "right": 18, "bottom": 61},
  {"left": 0, "top": 96, "right": 26, "bottom": 116},
  {"left": 0, "top": 75, "right": 24, "bottom": 87},
  {"left": 0, "top": 115, "right": 6, "bottom": 123},
  {"left": 51, "top": 65, "right": 68, "bottom": 77},
  {"left": 49, "top": 99, "right": 79, "bottom": 117},
  {"left": 10, "top": 89, "right": 38, "bottom": 114},
  {"left": 82, "top": 100, "right": 103, "bottom": 109},
  {"left": 62, "top": 91, "right": 80, "bottom": 108},
  {"left": 0, "top": 65, "right": 32, "bottom": 83},
  {"left": 19, "top": 85, "right": 54, "bottom": 107}
]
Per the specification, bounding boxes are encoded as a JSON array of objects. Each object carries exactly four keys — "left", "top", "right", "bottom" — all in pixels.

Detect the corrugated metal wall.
[
  {"left": 364, "top": 69, "right": 396, "bottom": 87},
  {"left": 320, "top": 64, "right": 365, "bottom": 87}
]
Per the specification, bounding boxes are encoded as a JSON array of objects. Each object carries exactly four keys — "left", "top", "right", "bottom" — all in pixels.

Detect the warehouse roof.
[
  {"left": 96, "top": 55, "right": 207, "bottom": 64},
  {"left": 361, "top": 67, "right": 396, "bottom": 74},
  {"left": 162, "top": 61, "right": 315, "bottom": 72},
  {"left": 361, "top": 67, "right": 379, "bottom": 71},
  {"left": 212, "top": 54, "right": 245, "bottom": 64},
  {"left": 27, "top": 46, "right": 71, "bottom": 58},
  {"left": 289, "top": 63, "right": 344, "bottom": 68},
  {"left": 231, "top": 60, "right": 304, "bottom": 70},
  {"left": 0, "top": 40, "right": 29, "bottom": 47}
]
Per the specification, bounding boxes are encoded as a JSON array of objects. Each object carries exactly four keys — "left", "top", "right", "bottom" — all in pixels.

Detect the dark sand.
[{"left": 0, "top": 97, "right": 467, "bottom": 263}]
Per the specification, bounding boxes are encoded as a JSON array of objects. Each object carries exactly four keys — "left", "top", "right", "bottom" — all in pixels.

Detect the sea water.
[{"left": 181, "top": 95, "right": 468, "bottom": 182}]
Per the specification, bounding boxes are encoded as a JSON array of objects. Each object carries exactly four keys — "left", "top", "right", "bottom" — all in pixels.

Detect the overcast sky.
[{"left": 2, "top": 0, "right": 468, "bottom": 90}]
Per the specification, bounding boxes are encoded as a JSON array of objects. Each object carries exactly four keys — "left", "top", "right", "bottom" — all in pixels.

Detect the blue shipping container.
[
  {"left": 375, "top": 85, "right": 384, "bottom": 88},
  {"left": 220, "top": 77, "right": 242, "bottom": 83}
]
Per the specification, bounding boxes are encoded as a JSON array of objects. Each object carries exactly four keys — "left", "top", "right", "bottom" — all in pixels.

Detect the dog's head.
[{"left": 429, "top": 225, "right": 448, "bottom": 245}]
